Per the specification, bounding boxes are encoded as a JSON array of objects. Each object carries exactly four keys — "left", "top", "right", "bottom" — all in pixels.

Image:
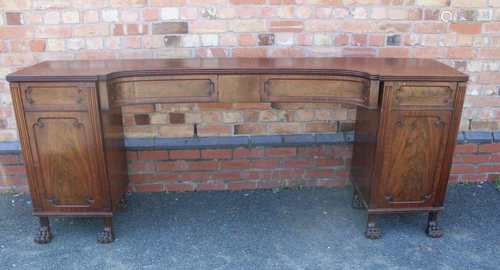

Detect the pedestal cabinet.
[
  {"left": 10, "top": 82, "right": 128, "bottom": 243},
  {"left": 351, "top": 81, "right": 466, "bottom": 238},
  {"left": 7, "top": 58, "right": 467, "bottom": 243}
]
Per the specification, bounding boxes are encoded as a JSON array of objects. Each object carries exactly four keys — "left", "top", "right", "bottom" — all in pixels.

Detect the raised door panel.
[
  {"left": 25, "top": 111, "right": 109, "bottom": 212},
  {"left": 375, "top": 111, "right": 451, "bottom": 209}
]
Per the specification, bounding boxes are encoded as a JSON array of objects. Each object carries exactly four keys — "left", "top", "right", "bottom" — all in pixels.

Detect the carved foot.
[
  {"left": 34, "top": 226, "right": 52, "bottom": 244},
  {"left": 97, "top": 217, "right": 114, "bottom": 244},
  {"left": 97, "top": 230, "right": 115, "bottom": 244},
  {"left": 118, "top": 194, "right": 128, "bottom": 210},
  {"left": 34, "top": 217, "right": 52, "bottom": 244},
  {"left": 352, "top": 190, "right": 364, "bottom": 209},
  {"left": 426, "top": 212, "right": 443, "bottom": 238},
  {"left": 365, "top": 215, "right": 382, "bottom": 240}
]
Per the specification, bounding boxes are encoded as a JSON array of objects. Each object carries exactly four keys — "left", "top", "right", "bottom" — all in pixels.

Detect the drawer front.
[
  {"left": 262, "top": 75, "right": 369, "bottom": 106},
  {"left": 392, "top": 82, "right": 456, "bottom": 109},
  {"left": 110, "top": 75, "right": 217, "bottom": 105},
  {"left": 21, "top": 83, "right": 90, "bottom": 111}
]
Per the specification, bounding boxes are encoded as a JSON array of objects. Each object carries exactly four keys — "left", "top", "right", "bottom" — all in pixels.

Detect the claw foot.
[
  {"left": 365, "top": 225, "right": 382, "bottom": 239},
  {"left": 34, "top": 226, "right": 52, "bottom": 244},
  {"left": 97, "top": 229, "right": 114, "bottom": 244},
  {"left": 352, "top": 190, "right": 364, "bottom": 209},
  {"left": 426, "top": 222, "right": 443, "bottom": 238},
  {"left": 119, "top": 194, "right": 128, "bottom": 210},
  {"left": 365, "top": 215, "right": 381, "bottom": 240}
]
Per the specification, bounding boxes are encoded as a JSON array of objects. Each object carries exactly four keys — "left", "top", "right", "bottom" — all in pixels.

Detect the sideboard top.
[{"left": 6, "top": 57, "right": 468, "bottom": 82}]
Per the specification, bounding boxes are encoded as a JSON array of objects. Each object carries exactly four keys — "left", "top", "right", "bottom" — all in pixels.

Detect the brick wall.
[
  {"left": 1, "top": 142, "right": 500, "bottom": 193},
  {"left": 1, "top": 0, "right": 500, "bottom": 192},
  {"left": 0, "top": 0, "right": 499, "bottom": 141},
  {"left": 123, "top": 103, "right": 356, "bottom": 138}
]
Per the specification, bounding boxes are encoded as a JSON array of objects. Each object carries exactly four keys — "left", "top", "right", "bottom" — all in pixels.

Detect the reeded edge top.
[{"left": 6, "top": 58, "right": 469, "bottom": 83}]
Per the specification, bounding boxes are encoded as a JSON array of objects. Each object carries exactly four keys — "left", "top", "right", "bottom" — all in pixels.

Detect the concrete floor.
[{"left": 0, "top": 183, "right": 499, "bottom": 270}]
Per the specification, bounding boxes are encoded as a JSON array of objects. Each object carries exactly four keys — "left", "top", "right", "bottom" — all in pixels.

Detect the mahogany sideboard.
[{"left": 6, "top": 58, "right": 468, "bottom": 243}]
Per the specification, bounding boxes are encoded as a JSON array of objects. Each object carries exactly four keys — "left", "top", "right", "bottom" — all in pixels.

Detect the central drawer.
[
  {"left": 110, "top": 75, "right": 217, "bottom": 105},
  {"left": 261, "top": 75, "right": 370, "bottom": 106}
]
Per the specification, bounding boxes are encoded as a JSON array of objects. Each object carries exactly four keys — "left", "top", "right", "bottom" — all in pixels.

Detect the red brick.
[
  {"left": 317, "top": 179, "right": 346, "bottom": 188},
  {"left": 253, "top": 159, "right": 280, "bottom": 169},
  {"left": 257, "top": 180, "right": 283, "bottom": 189},
  {"left": 265, "top": 147, "right": 296, "bottom": 157},
  {"left": 177, "top": 172, "right": 211, "bottom": 181},
  {"left": 6, "top": 12, "right": 22, "bottom": 25},
  {"left": 270, "top": 21, "right": 303, "bottom": 32},
  {"left": 0, "top": 154, "right": 19, "bottom": 164},
  {"left": 284, "top": 159, "right": 312, "bottom": 168},
  {"left": 379, "top": 48, "right": 410, "bottom": 58},
  {"left": 342, "top": 48, "right": 376, "bottom": 57},
  {"left": 447, "top": 48, "right": 476, "bottom": 59},
  {"left": 156, "top": 161, "right": 178, "bottom": 171},
  {"left": 29, "top": 39, "right": 45, "bottom": 52},
  {"left": 450, "top": 165, "right": 479, "bottom": 174},
  {"left": 305, "top": 169, "right": 334, "bottom": 178},
  {"left": 234, "top": 124, "right": 267, "bottom": 135},
  {"left": 128, "top": 162, "right": 156, "bottom": 172},
  {"left": 197, "top": 124, "right": 233, "bottom": 136},
  {"left": 212, "top": 171, "right": 241, "bottom": 180},
  {"left": 460, "top": 174, "right": 489, "bottom": 182},
  {"left": 454, "top": 144, "right": 478, "bottom": 154},
  {"left": 351, "top": 34, "right": 367, "bottom": 47},
  {"left": 165, "top": 183, "right": 194, "bottom": 192},
  {"left": 221, "top": 160, "right": 251, "bottom": 169},
  {"left": 315, "top": 159, "right": 344, "bottom": 167},
  {"left": 277, "top": 169, "right": 305, "bottom": 179},
  {"left": 233, "top": 147, "right": 265, "bottom": 159},
  {"left": 450, "top": 23, "right": 482, "bottom": 35},
  {"left": 138, "top": 151, "right": 169, "bottom": 160},
  {"left": 201, "top": 149, "right": 232, "bottom": 159},
  {"left": 143, "top": 8, "right": 159, "bottom": 21},
  {"left": 169, "top": 149, "right": 200, "bottom": 160},
  {"left": 3, "top": 176, "right": 27, "bottom": 185},
  {"left": 297, "top": 146, "right": 322, "bottom": 157},
  {"left": 135, "top": 184, "right": 164, "bottom": 192},
  {"left": 334, "top": 169, "right": 350, "bottom": 177},
  {"left": 478, "top": 144, "right": 500, "bottom": 153},
  {"left": 129, "top": 173, "right": 177, "bottom": 183},
  {"left": 242, "top": 171, "right": 273, "bottom": 180},
  {"left": 414, "top": 22, "right": 446, "bottom": 33},
  {"left": 239, "top": 34, "right": 257, "bottom": 46},
  {"left": 479, "top": 48, "right": 500, "bottom": 59},
  {"left": 232, "top": 48, "right": 267, "bottom": 57},
  {"left": 196, "top": 182, "right": 226, "bottom": 191},
  {"left": 479, "top": 165, "right": 500, "bottom": 172},
  {"left": 227, "top": 181, "right": 257, "bottom": 190},
  {"left": 453, "top": 155, "right": 490, "bottom": 164},
  {"left": 187, "top": 160, "right": 219, "bottom": 171}
]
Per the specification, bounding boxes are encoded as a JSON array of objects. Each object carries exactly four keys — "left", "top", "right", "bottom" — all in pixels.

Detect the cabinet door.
[
  {"left": 25, "top": 111, "right": 110, "bottom": 213},
  {"left": 375, "top": 111, "right": 451, "bottom": 209}
]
